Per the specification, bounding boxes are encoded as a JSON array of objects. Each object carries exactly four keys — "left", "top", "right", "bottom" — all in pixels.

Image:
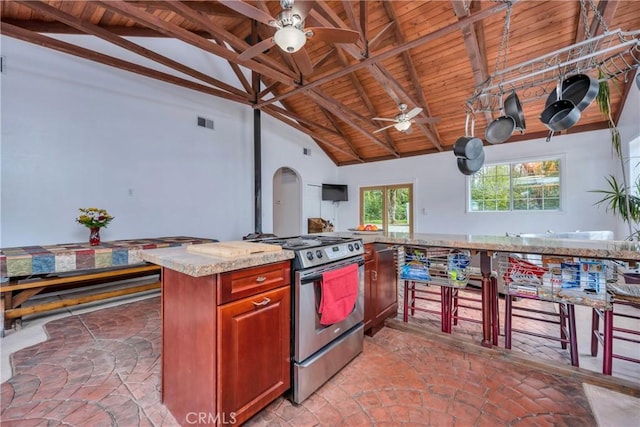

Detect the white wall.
[
  {"left": 337, "top": 128, "right": 626, "bottom": 238},
  {"left": 0, "top": 36, "right": 337, "bottom": 246}
]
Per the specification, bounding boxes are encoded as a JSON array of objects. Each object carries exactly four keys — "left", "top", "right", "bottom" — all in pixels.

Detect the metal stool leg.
[
  {"left": 505, "top": 294, "right": 513, "bottom": 349},
  {"left": 567, "top": 304, "right": 579, "bottom": 367}
]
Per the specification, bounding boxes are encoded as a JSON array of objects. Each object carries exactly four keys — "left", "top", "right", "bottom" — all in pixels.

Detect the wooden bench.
[{"left": 0, "top": 263, "right": 161, "bottom": 336}]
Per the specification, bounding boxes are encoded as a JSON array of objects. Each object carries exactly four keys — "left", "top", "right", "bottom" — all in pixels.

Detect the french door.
[{"left": 359, "top": 184, "right": 413, "bottom": 234}]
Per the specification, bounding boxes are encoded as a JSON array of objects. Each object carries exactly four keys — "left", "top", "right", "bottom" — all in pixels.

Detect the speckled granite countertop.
[
  {"left": 324, "top": 232, "right": 640, "bottom": 261},
  {"left": 141, "top": 246, "right": 295, "bottom": 277},
  {"left": 142, "top": 232, "right": 640, "bottom": 278}
]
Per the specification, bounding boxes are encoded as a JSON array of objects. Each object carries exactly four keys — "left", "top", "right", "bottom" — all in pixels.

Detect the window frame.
[
  {"left": 467, "top": 155, "right": 565, "bottom": 213},
  {"left": 359, "top": 183, "right": 414, "bottom": 234}
]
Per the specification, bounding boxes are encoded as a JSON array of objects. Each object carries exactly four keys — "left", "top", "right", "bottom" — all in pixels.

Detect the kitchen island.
[
  {"left": 141, "top": 244, "right": 294, "bottom": 426},
  {"left": 320, "top": 231, "right": 640, "bottom": 347}
]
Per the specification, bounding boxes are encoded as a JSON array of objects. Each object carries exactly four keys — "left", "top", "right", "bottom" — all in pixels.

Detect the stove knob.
[
  {"left": 315, "top": 250, "right": 323, "bottom": 258},
  {"left": 354, "top": 243, "right": 360, "bottom": 250},
  {"left": 306, "top": 251, "right": 314, "bottom": 261},
  {"left": 348, "top": 243, "right": 354, "bottom": 251}
]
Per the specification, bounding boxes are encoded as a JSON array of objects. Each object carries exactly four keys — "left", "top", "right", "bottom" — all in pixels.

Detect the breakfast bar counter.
[{"left": 320, "top": 231, "right": 640, "bottom": 347}]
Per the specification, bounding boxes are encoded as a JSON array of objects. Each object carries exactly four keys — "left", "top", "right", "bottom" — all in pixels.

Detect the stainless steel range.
[{"left": 256, "top": 235, "right": 365, "bottom": 404}]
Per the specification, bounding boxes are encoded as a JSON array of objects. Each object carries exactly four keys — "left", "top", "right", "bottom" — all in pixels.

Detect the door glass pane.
[
  {"left": 387, "top": 186, "right": 411, "bottom": 233},
  {"left": 362, "top": 189, "right": 383, "bottom": 227}
]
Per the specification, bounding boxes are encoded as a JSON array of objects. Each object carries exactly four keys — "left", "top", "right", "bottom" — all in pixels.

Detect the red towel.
[{"left": 319, "top": 263, "right": 359, "bottom": 325}]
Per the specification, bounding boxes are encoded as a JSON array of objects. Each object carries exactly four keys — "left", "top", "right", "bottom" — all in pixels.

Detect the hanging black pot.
[
  {"left": 485, "top": 115, "right": 516, "bottom": 145},
  {"left": 453, "top": 136, "right": 483, "bottom": 160},
  {"left": 457, "top": 149, "right": 485, "bottom": 175}
]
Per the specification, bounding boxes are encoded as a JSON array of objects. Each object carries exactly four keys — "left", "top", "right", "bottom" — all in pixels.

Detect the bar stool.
[
  {"left": 504, "top": 296, "right": 579, "bottom": 366},
  {"left": 501, "top": 254, "right": 580, "bottom": 367},
  {"left": 591, "top": 293, "right": 640, "bottom": 375},
  {"left": 452, "top": 272, "right": 499, "bottom": 345},
  {"left": 403, "top": 279, "right": 457, "bottom": 333}
]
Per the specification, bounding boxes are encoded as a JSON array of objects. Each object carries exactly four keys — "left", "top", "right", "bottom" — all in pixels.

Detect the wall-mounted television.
[{"left": 322, "top": 184, "right": 348, "bottom": 202}]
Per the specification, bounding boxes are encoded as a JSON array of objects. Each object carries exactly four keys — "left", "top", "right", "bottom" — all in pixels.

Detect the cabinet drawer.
[{"left": 218, "top": 261, "right": 291, "bottom": 304}]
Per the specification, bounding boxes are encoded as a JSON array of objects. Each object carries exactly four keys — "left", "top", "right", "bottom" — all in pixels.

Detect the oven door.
[{"left": 293, "top": 256, "right": 365, "bottom": 363}]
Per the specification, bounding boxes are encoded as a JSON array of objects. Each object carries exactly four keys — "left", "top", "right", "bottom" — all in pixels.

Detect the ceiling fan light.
[
  {"left": 274, "top": 26, "right": 306, "bottom": 53},
  {"left": 394, "top": 121, "right": 412, "bottom": 132}
]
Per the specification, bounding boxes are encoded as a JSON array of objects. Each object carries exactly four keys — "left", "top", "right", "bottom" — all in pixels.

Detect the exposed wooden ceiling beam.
[
  {"left": 262, "top": 107, "right": 362, "bottom": 162},
  {"left": 256, "top": 0, "right": 515, "bottom": 108},
  {"left": 94, "top": 0, "right": 299, "bottom": 88},
  {"left": 263, "top": 104, "right": 344, "bottom": 139},
  {"left": 0, "top": 18, "right": 178, "bottom": 36},
  {"left": 161, "top": 0, "right": 295, "bottom": 79},
  {"left": 305, "top": 90, "right": 399, "bottom": 157},
  {"left": 318, "top": 107, "right": 365, "bottom": 160},
  {"left": 1, "top": 22, "right": 250, "bottom": 104},
  {"left": 14, "top": 0, "right": 251, "bottom": 101},
  {"left": 450, "top": 0, "right": 494, "bottom": 125},
  {"left": 131, "top": 0, "right": 242, "bottom": 17},
  {"left": 210, "top": 36, "right": 254, "bottom": 96}
]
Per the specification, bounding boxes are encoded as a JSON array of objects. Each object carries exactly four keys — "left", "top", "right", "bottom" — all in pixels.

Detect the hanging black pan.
[
  {"left": 540, "top": 79, "right": 581, "bottom": 132},
  {"left": 504, "top": 90, "right": 526, "bottom": 133},
  {"left": 544, "top": 73, "right": 599, "bottom": 111},
  {"left": 485, "top": 93, "right": 516, "bottom": 145}
]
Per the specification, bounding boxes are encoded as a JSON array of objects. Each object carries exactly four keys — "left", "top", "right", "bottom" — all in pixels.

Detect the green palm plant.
[{"left": 592, "top": 68, "right": 638, "bottom": 240}]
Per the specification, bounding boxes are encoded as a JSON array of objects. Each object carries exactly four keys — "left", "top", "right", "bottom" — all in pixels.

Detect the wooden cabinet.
[
  {"left": 161, "top": 261, "right": 290, "bottom": 426},
  {"left": 364, "top": 243, "right": 398, "bottom": 336},
  {"left": 217, "top": 285, "right": 290, "bottom": 424}
]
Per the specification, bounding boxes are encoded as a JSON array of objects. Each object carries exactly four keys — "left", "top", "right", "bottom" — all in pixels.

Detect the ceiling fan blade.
[
  {"left": 405, "top": 107, "right": 423, "bottom": 120},
  {"left": 413, "top": 117, "right": 441, "bottom": 124},
  {"left": 372, "top": 117, "right": 398, "bottom": 123},
  {"left": 292, "top": 48, "right": 314, "bottom": 75},
  {"left": 292, "top": 0, "right": 316, "bottom": 20},
  {"left": 217, "top": 0, "right": 275, "bottom": 26},
  {"left": 373, "top": 123, "right": 397, "bottom": 133},
  {"left": 238, "top": 38, "right": 276, "bottom": 61},
  {"left": 306, "top": 27, "right": 360, "bottom": 45}
]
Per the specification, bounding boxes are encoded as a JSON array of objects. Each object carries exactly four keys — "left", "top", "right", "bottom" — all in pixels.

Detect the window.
[
  {"left": 470, "top": 159, "right": 561, "bottom": 212},
  {"left": 360, "top": 184, "right": 413, "bottom": 233}
]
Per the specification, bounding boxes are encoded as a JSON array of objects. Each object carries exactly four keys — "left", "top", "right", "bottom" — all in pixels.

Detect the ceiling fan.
[
  {"left": 220, "top": 0, "right": 359, "bottom": 74},
  {"left": 372, "top": 104, "right": 440, "bottom": 134}
]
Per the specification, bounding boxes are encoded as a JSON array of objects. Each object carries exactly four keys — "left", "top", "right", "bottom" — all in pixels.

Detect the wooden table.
[{"left": 0, "top": 236, "right": 214, "bottom": 336}]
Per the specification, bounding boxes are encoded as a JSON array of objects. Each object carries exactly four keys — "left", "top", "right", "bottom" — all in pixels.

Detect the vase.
[{"left": 89, "top": 227, "right": 101, "bottom": 246}]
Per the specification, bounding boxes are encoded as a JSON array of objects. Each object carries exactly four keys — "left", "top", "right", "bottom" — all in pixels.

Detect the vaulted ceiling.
[{"left": 2, "top": 1, "right": 639, "bottom": 166}]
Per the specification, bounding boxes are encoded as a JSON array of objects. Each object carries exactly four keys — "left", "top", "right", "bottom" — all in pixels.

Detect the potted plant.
[{"left": 591, "top": 69, "right": 640, "bottom": 241}]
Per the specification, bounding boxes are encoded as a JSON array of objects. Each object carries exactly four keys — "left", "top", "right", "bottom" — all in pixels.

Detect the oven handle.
[{"left": 298, "top": 257, "right": 365, "bottom": 283}]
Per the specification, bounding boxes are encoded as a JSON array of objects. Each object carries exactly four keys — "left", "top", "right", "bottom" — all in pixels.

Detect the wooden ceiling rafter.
[
  {"left": 152, "top": 0, "right": 296, "bottom": 81},
  {"left": 14, "top": 0, "right": 251, "bottom": 102},
  {"left": 210, "top": 36, "right": 254, "bottom": 96},
  {"left": 450, "top": 0, "right": 493, "bottom": 125},
  {"left": 262, "top": 106, "right": 361, "bottom": 162},
  {"left": 380, "top": 1, "right": 444, "bottom": 150},
  {"left": 255, "top": 0, "right": 515, "bottom": 109},
  {"left": 310, "top": 2, "right": 442, "bottom": 149},
  {"left": 334, "top": 49, "right": 399, "bottom": 154},
  {"left": 1, "top": 22, "right": 250, "bottom": 104},
  {"left": 94, "top": 0, "right": 299, "bottom": 87},
  {"left": 305, "top": 90, "right": 399, "bottom": 157},
  {"left": 317, "top": 106, "right": 365, "bottom": 159}
]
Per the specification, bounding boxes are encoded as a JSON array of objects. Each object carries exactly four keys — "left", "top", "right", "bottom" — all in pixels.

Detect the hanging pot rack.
[{"left": 467, "top": 29, "right": 640, "bottom": 113}]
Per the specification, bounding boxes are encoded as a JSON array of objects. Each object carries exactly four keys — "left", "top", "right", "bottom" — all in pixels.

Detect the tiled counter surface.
[
  {"left": 326, "top": 231, "right": 640, "bottom": 261},
  {"left": 0, "top": 236, "right": 216, "bottom": 278},
  {"left": 141, "top": 246, "right": 295, "bottom": 276}
]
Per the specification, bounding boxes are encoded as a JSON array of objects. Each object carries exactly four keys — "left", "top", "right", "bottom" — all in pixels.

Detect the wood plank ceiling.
[{"left": 1, "top": 1, "right": 639, "bottom": 166}]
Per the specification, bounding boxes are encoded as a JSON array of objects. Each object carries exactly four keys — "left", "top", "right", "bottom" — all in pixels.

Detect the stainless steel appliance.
[{"left": 256, "top": 235, "right": 365, "bottom": 404}]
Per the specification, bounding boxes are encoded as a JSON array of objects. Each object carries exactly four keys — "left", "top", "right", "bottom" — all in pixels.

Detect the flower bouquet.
[{"left": 76, "top": 207, "right": 114, "bottom": 245}]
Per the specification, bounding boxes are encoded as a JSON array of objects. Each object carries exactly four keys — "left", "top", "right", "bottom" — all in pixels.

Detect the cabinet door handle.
[
  {"left": 372, "top": 271, "right": 378, "bottom": 280},
  {"left": 252, "top": 297, "right": 271, "bottom": 307},
  {"left": 256, "top": 276, "right": 267, "bottom": 283}
]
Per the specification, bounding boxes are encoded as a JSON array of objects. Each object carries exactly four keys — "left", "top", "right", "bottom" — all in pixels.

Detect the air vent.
[
  {"left": 303, "top": 148, "right": 311, "bottom": 156},
  {"left": 197, "top": 116, "right": 214, "bottom": 130}
]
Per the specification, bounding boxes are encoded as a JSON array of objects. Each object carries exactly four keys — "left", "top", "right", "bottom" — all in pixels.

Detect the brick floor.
[{"left": 0, "top": 296, "right": 637, "bottom": 426}]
